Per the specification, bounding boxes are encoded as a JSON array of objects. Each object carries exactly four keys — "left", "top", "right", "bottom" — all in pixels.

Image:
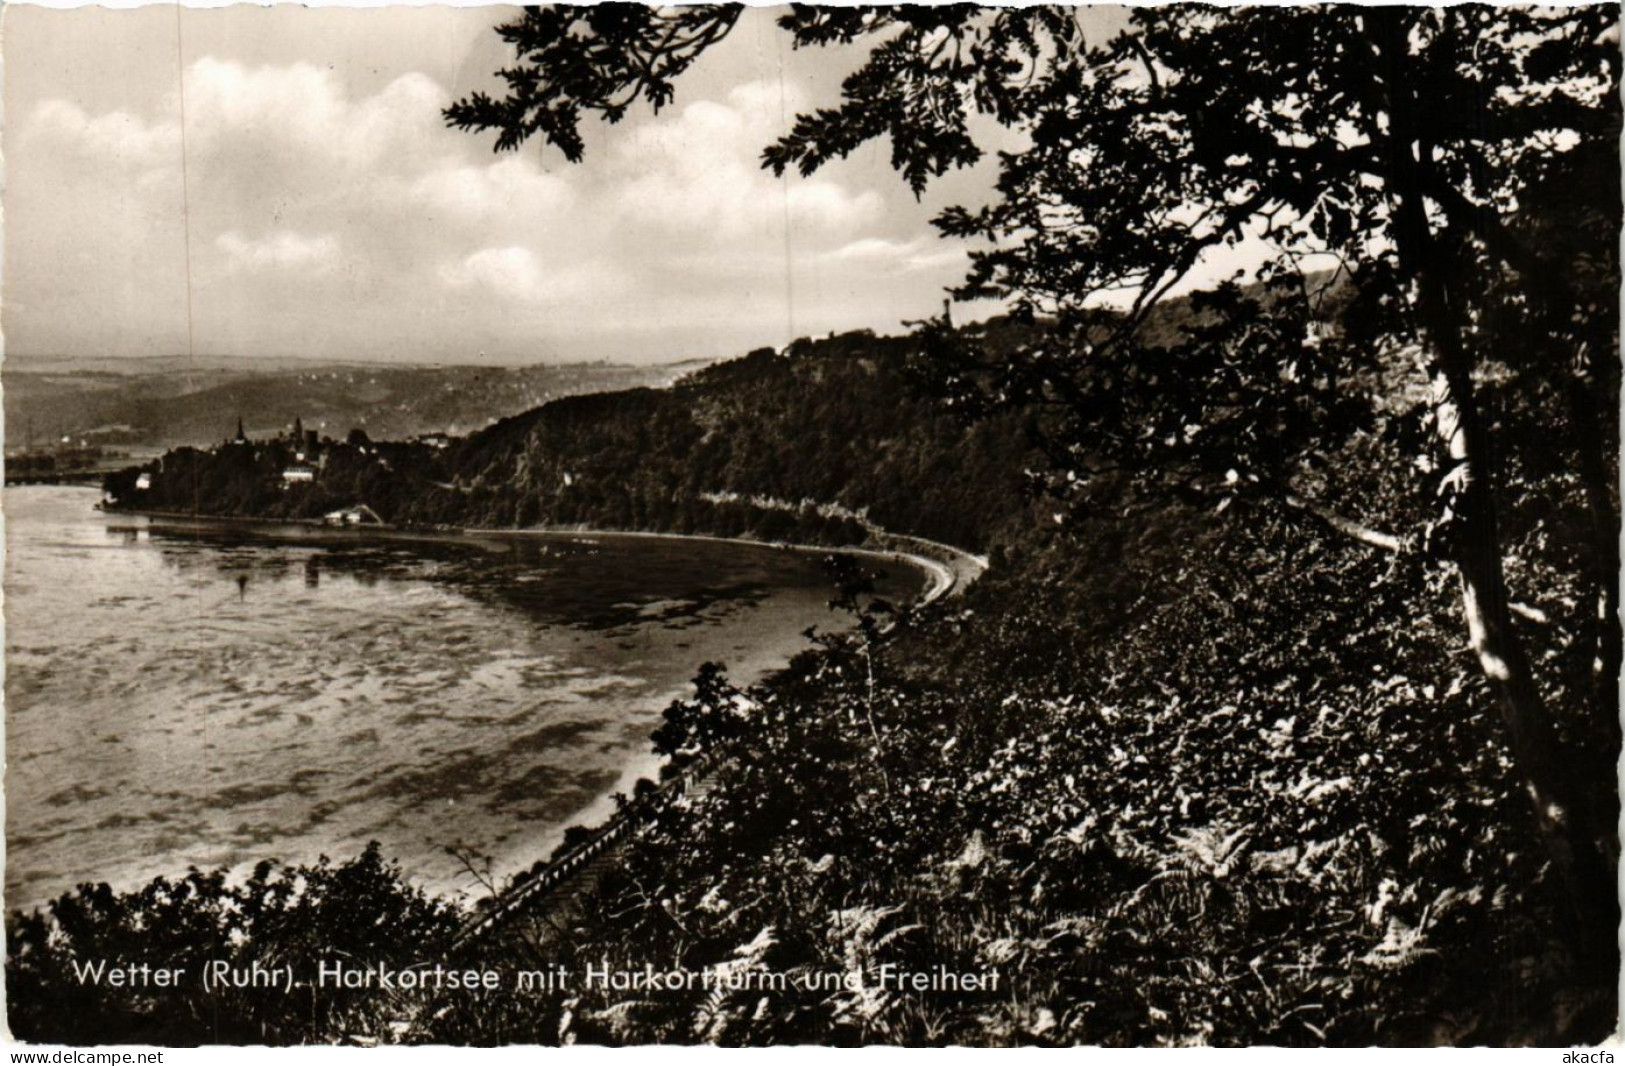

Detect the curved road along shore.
[
  {"left": 865, "top": 531, "right": 988, "bottom": 604},
  {"left": 464, "top": 525, "right": 989, "bottom": 604},
  {"left": 449, "top": 525, "right": 988, "bottom": 952},
  {"left": 104, "top": 509, "right": 988, "bottom": 602}
]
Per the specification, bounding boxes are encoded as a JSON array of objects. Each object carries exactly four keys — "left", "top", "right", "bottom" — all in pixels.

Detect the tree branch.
[{"left": 1282, "top": 492, "right": 1407, "bottom": 553}]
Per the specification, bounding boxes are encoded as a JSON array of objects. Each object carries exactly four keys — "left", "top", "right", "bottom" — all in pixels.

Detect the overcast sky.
[{"left": 5, "top": 5, "right": 1134, "bottom": 365}]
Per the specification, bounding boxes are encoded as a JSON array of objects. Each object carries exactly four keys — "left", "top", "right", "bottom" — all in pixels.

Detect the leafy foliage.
[
  {"left": 448, "top": 0, "right": 1621, "bottom": 961},
  {"left": 7, "top": 845, "right": 459, "bottom": 1045},
  {"left": 444, "top": 6, "right": 742, "bottom": 159},
  {"left": 652, "top": 661, "right": 747, "bottom": 764},
  {"left": 436, "top": 471, "right": 1610, "bottom": 1045},
  {"left": 44, "top": 5, "right": 1619, "bottom": 1047}
]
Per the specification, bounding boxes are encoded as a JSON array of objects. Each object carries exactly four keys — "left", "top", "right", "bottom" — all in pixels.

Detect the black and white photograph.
[{"left": 2, "top": 0, "right": 1620, "bottom": 1048}]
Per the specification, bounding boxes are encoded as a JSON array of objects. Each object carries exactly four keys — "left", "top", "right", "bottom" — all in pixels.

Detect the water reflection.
[
  {"left": 121, "top": 520, "right": 891, "bottom": 635},
  {"left": 7, "top": 488, "right": 925, "bottom": 912}
]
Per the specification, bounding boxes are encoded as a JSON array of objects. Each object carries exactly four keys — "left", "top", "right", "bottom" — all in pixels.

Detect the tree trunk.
[
  {"left": 1564, "top": 370, "right": 1622, "bottom": 732},
  {"left": 1362, "top": 11, "right": 1617, "bottom": 956},
  {"left": 1428, "top": 356, "right": 1617, "bottom": 967}
]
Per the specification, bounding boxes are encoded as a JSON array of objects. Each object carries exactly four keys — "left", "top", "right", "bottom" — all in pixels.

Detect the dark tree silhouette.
[
  {"left": 652, "top": 661, "right": 745, "bottom": 762},
  {"left": 448, "top": 4, "right": 1619, "bottom": 957}
]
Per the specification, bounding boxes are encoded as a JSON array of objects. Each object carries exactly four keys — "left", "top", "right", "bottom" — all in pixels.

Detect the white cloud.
[
  {"left": 8, "top": 26, "right": 966, "bottom": 363},
  {"left": 409, "top": 157, "right": 575, "bottom": 222},
  {"left": 182, "top": 59, "right": 447, "bottom": 174},
  {"left": 826, "top": 236, "right": 969, "bottom": 274},
  {"left": 23, "top": 99, "right": 179, "bottom": 171},
  {"left": 440, "top": 246, "right": 621, "bottom": 306},
  {"left": 600, "top": 81, "right": 883, "bottom": 242},
  {"left": 828, "top": 238, "right": 908, "bottom": 261},
  {"left": 784, "top": 183, "right": 886, "bottom": 236},
  {"left": 216, "top": 230, "right": 340, "bottom": 273},
  {"left": 440, "top": 246, "right": 544, "bottom": 302}
]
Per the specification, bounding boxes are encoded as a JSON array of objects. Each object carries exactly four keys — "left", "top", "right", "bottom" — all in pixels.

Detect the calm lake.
[{"left": 4, "top": 485, "right": 923, "bottom": 912}]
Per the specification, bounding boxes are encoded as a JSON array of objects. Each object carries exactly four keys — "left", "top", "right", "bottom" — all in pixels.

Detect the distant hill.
[
  {"left": 3, "top": 359, "right": 713, "bottom": 453},
  {"left": 102, "top": 321, "right": 1047, "bottom": 554}
]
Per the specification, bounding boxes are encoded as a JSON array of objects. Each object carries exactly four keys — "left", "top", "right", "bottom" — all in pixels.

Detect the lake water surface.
[{"left": 4, "top": 486, "right": 922, "bottom": 911}]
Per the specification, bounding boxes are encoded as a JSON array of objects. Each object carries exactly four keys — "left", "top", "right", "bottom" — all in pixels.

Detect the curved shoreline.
[
  {"left": 465, "top": 525, "right": 980, "bottom": 605},
  {"left": 96, "top": 503, "right": 986, "bottom": 604},
  {"left": 34, "top": 492, "right": 991, "bottom": 939},
  {"left": 18, "top": 492, "right": 978, "bottom": 912}
]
